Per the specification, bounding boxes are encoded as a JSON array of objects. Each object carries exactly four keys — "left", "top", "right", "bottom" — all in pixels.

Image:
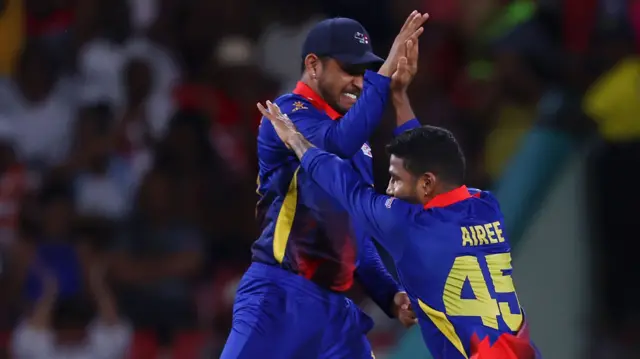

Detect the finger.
[
  {"left": 405, "top": 39, "right": 414, "bottom": 58},
  {"left": 411, "top": 36, "right": 419, "bottom": 60},
  {"left": 269, "top": 102, "right": 286, "bottom": 119},
  {"left": 397, "top": 56, "right": 408, "bottom": 73},
  {"left": 404, "top": 12, "right": 428, "bottom": 34},
  {"left": 266, "top": 101, "right": 281, "bottom": 119},
  {"left": 409, "top": 27, "right": 424, "bottom": 41},
  {"left": 414, "top": 13, "right": 429, "bottom": 29},
  {"left": 400, "top": 10, "right": 419, "bottom": 32},
  {"left": 256, "top": 103, "right": 272, "bottom": 119},
  {"left": 406, "top": 39, "right": 418, "bottom": 67}
]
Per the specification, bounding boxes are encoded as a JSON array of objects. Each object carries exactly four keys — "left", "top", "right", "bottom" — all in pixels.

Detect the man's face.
[
  {"left": 386, "top": 155, "right": 420, "bottom": 204},
  {"left": 316, "top": 58, "right": 367, "bottom": 115},
  {"left": 386, "top": 155, "right": 436, "bottom": 205}
]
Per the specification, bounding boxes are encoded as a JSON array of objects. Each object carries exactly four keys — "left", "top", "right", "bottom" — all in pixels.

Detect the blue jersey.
[
  {"left": 253, "top": 70, "right": 415, "bottom": 315},
  {"left": 299, "top": 147, "right": 537, "bottom": 359}
]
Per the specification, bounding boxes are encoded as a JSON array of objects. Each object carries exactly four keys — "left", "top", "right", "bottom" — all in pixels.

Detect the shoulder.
[
  {"left": 274, "top": 94, "right": 315, "bottom": 116},
  {"left": 467, "top": 188, "right": 504, "bottom": 218},
  {"left": 259, "top": 94, "right": 320, "bottom": 135},
  {"left": 469, "top": 188, "right": 500, "bottom": 205},
  {"left": 381, "top": 196, "right": 424, "bottom": 220}
]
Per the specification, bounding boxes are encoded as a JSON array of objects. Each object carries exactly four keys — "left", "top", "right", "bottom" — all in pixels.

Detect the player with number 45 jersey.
[{"left": 257, "top": 100, "right": 541, "bottom": 359}]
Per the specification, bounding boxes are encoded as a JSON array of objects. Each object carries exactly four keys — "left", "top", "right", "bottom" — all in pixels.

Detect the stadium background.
[{"left": 0, "top": 0, "right": 638, "bottom": 357}]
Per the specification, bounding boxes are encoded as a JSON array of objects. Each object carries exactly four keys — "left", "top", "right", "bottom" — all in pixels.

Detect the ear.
[
  {"left": 419, "top": 172, "right": 437, "bottom": 197},
  {"left": 304, "top": 54, "right": 322, "bottom": 78}
]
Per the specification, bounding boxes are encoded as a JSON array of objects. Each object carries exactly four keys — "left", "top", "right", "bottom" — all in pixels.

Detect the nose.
[
  {"left": 353, "top": 75, "right": 364, "bottom": 90},
  {"left": 386, "top": 181, "right": 394, "bottom": 196}
]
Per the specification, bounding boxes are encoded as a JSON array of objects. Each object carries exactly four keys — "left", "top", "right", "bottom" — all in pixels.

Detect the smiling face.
[{"left": 306, "top": 55, "right": 374, "bottom": 115}]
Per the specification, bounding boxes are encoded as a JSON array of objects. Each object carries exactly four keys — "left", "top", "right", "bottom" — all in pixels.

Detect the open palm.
[{"left": 257, "top": 101, "right": 300, "bottom": 147}]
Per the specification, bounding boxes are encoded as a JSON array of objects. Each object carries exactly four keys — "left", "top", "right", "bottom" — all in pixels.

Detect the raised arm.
[
  {"left": 260, "top": 12, "right": 428, "bottom": 158},
  {"left": 270, "top": 71, "right": 391, "bottom": 158},
  {"left": 391, "top": 34, "right": 421, "bottom": 134}
]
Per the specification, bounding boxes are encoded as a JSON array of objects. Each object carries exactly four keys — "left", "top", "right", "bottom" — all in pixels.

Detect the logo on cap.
[{"left": 354, "top": 32, "right": 369, "bottom": 44}]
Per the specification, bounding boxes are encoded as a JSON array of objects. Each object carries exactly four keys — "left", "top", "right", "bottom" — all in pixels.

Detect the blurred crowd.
[{"left": 0, "top": 0, "right": 637, "bottom": 358}]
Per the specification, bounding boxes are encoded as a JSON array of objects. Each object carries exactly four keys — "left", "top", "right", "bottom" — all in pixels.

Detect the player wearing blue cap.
[{"left": 221, "top": 11, "right": 428, "bottom": 359}]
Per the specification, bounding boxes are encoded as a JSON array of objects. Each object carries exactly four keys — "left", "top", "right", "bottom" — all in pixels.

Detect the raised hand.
[
  {"left": 257, "top": 101, "right": 315, "bottom": 159},
  {"left": 378, "top": 11, "right": 429, "bottom": 78},
  {"left": 391, "top": 38, "right": 420, "bottom": 92},
  {"left": 257, "top": 101, "right": 300, "bottom": 148}
]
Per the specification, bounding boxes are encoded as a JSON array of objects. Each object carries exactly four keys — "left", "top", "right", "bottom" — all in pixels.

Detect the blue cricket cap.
[{"left": 302, "top": 18, "right": 384, "bottom": 66}]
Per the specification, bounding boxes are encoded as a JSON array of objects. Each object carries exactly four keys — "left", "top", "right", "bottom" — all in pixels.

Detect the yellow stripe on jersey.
[
  {"left": 418, "top": 299, "right": 469, "bottom": 359},
  {"left": 273, "top": 167, "right": 300, "bottom": 263},
  {"left": 256, "top": 174, "right": 262, "bottom": 196}
]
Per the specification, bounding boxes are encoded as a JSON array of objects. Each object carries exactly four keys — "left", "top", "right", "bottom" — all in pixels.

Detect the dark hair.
[{"left": 386, "top": 125, "right": 466, "bottom": 185}]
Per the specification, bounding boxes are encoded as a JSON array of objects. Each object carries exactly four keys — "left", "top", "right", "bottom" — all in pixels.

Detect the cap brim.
[{"left": 333, "top": 51, "right": 384, "bottom": 66}]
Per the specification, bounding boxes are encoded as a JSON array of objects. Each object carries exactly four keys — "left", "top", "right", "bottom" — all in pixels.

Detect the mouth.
[{"left": 341, "top": 92, "right": 358, "bottom": 104}]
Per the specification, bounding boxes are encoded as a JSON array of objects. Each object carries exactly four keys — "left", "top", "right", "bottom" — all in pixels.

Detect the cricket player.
[
  {"left": 221, "top": 12, "right": 429, "bottom": 359},
  {"left": 258, "top": 102, "right": 540, "bottom": 359}
]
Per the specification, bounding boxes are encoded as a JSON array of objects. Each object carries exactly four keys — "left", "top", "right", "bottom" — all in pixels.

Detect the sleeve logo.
[
  {"left": 361, "top": 143, "right": 372, "bottom": 157},
  {"left": 385, "top": 197, "right": 395, "bottom": 208}
]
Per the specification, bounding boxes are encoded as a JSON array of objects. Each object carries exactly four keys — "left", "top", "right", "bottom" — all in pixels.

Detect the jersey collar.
[
  {"left": 292, "top": 82, "right": 342, "bottom": 120},
  {"left": 424, "top": 185, "right": 472, "bottom": 209}
]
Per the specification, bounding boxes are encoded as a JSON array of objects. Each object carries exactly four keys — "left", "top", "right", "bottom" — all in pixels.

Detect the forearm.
[
  {"left": 392, "top": 91, "right": 416, "bottom": 128},
  {"left": 288, "top": 134, "right": 315, "bottom": 160},
  {"left": 302, "top": 71, "right": 390, "bottom": 157}
]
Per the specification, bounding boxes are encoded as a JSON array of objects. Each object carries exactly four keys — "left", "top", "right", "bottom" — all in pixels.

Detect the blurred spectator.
[
  {"left": 112, "top": 58, "right": 156, "bottom": 183},
  {"left": 0, "top": 41, "right": 78, "bottom": 169},
  {"left": 70, "top": 104, "right": 135, "bottom": 220},
  {"left": 23, "top": 186, "right": 81, "bottom": 302},
  {"left": 25, "top": 0, "right": 76, "bottom": 71},
  {"left": 256, "top": 1, "right": 323, "bottom": 94},
  {"left": 109, "top": 169, "right": 203, "bottom": 347},
  {"left": 0, "top": 121, "right": 27, "bottom": 249},
  {"left": 11, "top": 262, "right": 132, "bottom": 359},
  {"left": 78, "top": 0, "right": 178, "bottom": 133}
]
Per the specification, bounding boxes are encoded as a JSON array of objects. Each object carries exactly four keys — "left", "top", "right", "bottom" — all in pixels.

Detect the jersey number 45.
[{"left": 443, "top": 253, "right": 523, "bottom": 332}]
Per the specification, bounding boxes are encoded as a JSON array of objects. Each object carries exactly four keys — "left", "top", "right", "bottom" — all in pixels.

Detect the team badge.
[
  {"left": 292, "top": 101, "right": 308, "bottom": 112},
  {"left": 354, "top": 32, "right": 369, "bottom": 44}
]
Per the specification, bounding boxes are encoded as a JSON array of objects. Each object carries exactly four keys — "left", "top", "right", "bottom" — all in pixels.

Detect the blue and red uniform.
[
  {"left": 221, "top": 68, "right": 418, "bottom": 359},
  {"left": 297, "top": 146, "right": 541, "bottom": 359}
]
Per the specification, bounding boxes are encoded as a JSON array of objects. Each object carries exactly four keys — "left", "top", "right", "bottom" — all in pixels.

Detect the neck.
[{"left": 300, "top": 74, "right": 317, "bottom": 94}]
